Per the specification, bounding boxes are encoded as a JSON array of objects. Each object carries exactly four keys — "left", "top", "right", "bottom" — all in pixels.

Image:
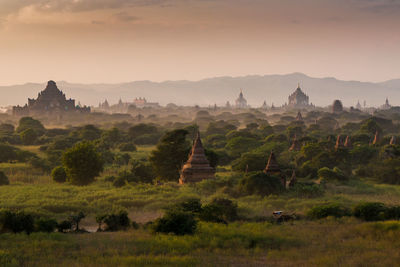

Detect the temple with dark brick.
[
  {"left": 13, "top": 81, "right": 90, "bottom": 116},
  {"left": 179, "top": 132, "right": 215, "bottom": 184}
]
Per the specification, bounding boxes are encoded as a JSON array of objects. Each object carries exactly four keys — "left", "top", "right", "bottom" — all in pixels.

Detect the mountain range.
[{"left": 1, "top": 73, "right": 399, "bottom": 108}]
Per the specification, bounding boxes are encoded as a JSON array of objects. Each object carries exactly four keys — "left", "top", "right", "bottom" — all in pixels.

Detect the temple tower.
[{"left": 179, "top": 132, "right": 215, "bottom": 184}]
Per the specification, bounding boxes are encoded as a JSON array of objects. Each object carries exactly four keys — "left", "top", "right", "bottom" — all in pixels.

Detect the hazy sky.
[{"left": 0, "top": 0, "right": 399, "bottom": 85}]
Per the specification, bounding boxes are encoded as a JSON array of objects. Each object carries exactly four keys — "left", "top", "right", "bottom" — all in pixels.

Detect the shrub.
[
  {"left": 384, "top": 206, "right": 400, "bottom": 220},
  {"left": 318, "top": 167, "right": 347, "bottom": 182},
  {"left": 118, "top": 143, "right": 137, "bottom": 152},
  {"left": 35, "top": 218, "right": 58, "bottom": 232},
  {"left": 152, "top": 210, "right": 197, "bottom": 235},
  {"left": 169, "top": 198, "right": 203, "bottom": 214},
  {"left": 239, "top": 171, "right": 283, "bottom": 196},
  {"left": 113, "top": 176, "right": 127, "bottom": 188},
  {"left": 57, "top": 220, "right": 73, "bottom": 233},
  {"left": 199, "top": 198, "right": 238, "bottom": 224},
  {"left": 97, "top": 211, "right": 131, "bottom": 231},
  {"left": 0, "top": 210, "right": 34, "bottom": 234},
  {"left": 69, "top": 212, "right": 85, "bottom": 231},
  {"left": 308, "top": 203, "right": 351, "bottom": 219},
  {"left": 0, "top": 171, "right": 9, "bottom": 186},
  {"left": 353, "top": 202, "right": 387, "bottom": 221},
  {"left": 51, "top": 166, "right": 67, "bottom": 183}
]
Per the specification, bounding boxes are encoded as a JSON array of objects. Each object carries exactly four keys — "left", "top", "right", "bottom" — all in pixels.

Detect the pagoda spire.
[{"left": 179, "top": 131, "right": 215, "bottom": 184}]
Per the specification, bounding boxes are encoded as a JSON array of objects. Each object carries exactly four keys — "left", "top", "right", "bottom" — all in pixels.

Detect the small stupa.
[
  {"left": 390, "top": 136, "right": 397, "bottom": 145},
  {"left": 335, "top": 135, "right": 344, "bottom": 151},
  {"left": 344, "top": 136, "right": 352, "bottom": 148},
  {"left": 372, "top": 131, "right": 380, "bottom": 145},
  {"left": 179, "top": 132, "right": 215, "bottom": 184}
]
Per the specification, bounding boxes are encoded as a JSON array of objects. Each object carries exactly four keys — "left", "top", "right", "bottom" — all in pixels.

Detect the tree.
[
  {"left": 20, "top": 128, "right": 37, "bottom": 145},
  {"left": 0, "top": 171, "right": 10, "bottom": 185},
  {"left": 149, "top": 129, "right": 190, "bottom": 181},
  {"left": 239, "top": 171, "right": 283, "bottom": 196},
  {"left": 152, "top": 210, "right": 197, "bottom": 235},
  {"left": 16, "top": 117, "right": 45, "bottom": 135},
  {"left": 69, "top": 212, "right": 85, "bottom": 232},
  {"left": 51, "top": 166, "right": 67, "bottom": 183},
  {"left": 62, "top": 142, "right": 104, "bottom": 185}
]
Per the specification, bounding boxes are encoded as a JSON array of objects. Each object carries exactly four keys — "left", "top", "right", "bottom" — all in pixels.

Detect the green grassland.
[
  {"left": 0, "top": 220, "right": 399, "bottom": 266},
  {"left": 1, "top": 146, "right": 400, "bottom": 266}
]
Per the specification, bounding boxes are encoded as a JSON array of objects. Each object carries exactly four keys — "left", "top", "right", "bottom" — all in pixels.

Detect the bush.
[
  {"left": 318, "top": 167, "right": 347, "bottom": 182},
  {"left": 0, "top": 210, "right": 34, "bottom": 234},
  {"left": 57, "top": 220, "right": 73, "bottom": 233},
  {"left": 118, "top": 143, "right": 137, "bottom": 152},
  {"left": 384, "top": 206, "right": 400, "bottom": 220},
  {"left": 97, "top": 211, "right": 131, "bottom": 231},
  {"left": 152, "top": 210, "right": 197, "bottom": 235},
  {"left": 169, "top": 198, "right": 203, "bottom": 214},
  {"left": 113, "top": 176, "right": 127, "bottom": 188},
  {"left": 199, "top": 198, "right": 238, "bottom": 224},
  {"left": 308, "top": 203, "right": 351, "bottom": 219},
  {"left": 353, "top": 202, "right": 387, "bottom": 221},
  {"left": 239, "top": 171, "right": 283, "bottom": 196},
  {"left": 0, "top": 171, "right": 9, "bottom": 186},
  {"left": 35, "top": 218, "right": 58, "bottom": 232},
  {"left": 51, "top": 166, "right": 67, "bottom": 183}
]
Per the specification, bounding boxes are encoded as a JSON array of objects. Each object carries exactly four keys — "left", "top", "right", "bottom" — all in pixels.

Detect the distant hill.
[{"left": 1, "top": 73, "right": 399, "bottom": 108}]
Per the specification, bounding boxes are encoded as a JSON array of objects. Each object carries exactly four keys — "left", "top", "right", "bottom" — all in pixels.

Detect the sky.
[{"left": 0, "top": 0, "right": 399, "bottom": 85}]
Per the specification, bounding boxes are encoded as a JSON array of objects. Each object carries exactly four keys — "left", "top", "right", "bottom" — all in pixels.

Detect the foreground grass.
[{"left": 0, "top": 220, "right": 399, "bottom": 266}]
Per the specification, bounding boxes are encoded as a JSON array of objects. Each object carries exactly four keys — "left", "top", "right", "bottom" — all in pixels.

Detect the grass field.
[
  {"left": 1, "top": 145, "right": 400, "bottom": 266},
  {"left": 0, "top": 220, "right": 399, "bottom": 266}
]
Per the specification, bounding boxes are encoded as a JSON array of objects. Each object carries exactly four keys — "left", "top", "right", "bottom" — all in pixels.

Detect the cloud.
[
  {"left": 113, "top": 12, "right": 139, "bottom": 22},
  {"left": 354, "top": 0, "right": 400, "bottom": 13},
  {"left": 0, "top": 0, "right": 171, "bottom": 16}
]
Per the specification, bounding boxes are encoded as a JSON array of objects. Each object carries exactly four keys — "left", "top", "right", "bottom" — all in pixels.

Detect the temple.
[
  {"left": 235, "top": 90, "right": 248, "bottom": 109},
  {"left": 264, "top": 151, "right": 286, "bottom": 187},
  {"left": 287, "top": 84, "right": 310, "bottom": 108},
  {"left": 13, "top": 81, "right": 90, "bottom": 116},
  {"left": 179, "top": 132, "right": 215, "bottom": 184}
]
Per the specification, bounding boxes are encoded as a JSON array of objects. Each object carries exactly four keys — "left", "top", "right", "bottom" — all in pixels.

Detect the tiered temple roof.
[
  {"left": 179, "top": 132, "right": 215, "bottom": 184},
  {"left": 288, "top": 84, "right": 310, "bottom": 108}
]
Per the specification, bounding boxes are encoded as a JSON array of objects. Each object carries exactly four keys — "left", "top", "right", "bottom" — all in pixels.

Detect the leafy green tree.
[
  {"left": 128, "top": 123, "right": 158, "bottom": 140},
  {"left": 69, "top": 212, "right": 85, "bottom": 232},
  {"left": 152, "top": 210, "right": 197, "bottom": 235},
  {"left": 16, "top": 117, "right": 45, "bottom": 135},
  {"left": 232, "top": 152, "right": 266, "bottom": 172},
  {"left": 51, "top": 166, "right": 67, "bottom": 183},
  {"left": 78, "top": 125, "right": 102, "bottom": 141},
  {"left": 149, "top": 129, "right": 190, "bottom": 181},
  {"left": 62, "top": 142, "right": 104, "bottom": 185},
  {"left": 199, "top": 198, "right": 238, "bottom": 224},
  {"left": 20, "top": 128, "right": 37, "bottom": 145},
  {"left": 225, "top": 137, "right": 260, "bottom": 158},
  {"left": 239, "top": 171, "right": 283, "bottom": 196}
]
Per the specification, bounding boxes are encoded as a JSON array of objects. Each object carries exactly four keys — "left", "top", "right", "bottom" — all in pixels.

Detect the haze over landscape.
[
  {"left": 0, "top": 0, "right": 400, "bottom": 86},
  {"left": 1, "top": 73, "right": 400, "bottom": 108},
  {"left": 2, "top": 1, "right": 400, "bottom": 266}
]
